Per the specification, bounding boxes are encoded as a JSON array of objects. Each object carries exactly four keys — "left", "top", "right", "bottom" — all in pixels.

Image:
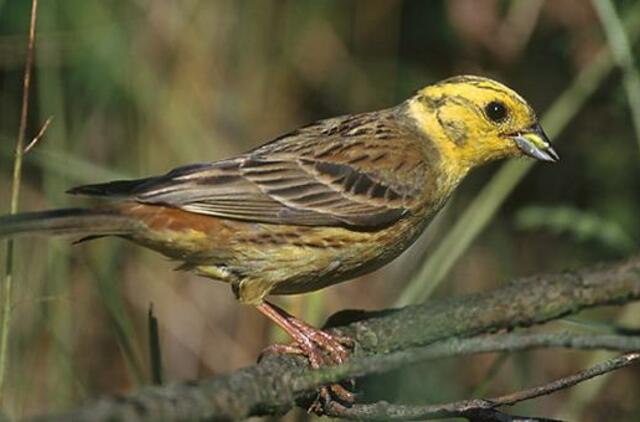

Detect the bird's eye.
[{"left": 485, "top": 101, "right": 508, "bottom": 122}]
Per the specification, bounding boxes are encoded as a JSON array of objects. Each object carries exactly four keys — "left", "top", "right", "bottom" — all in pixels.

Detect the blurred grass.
[
  {"left": 37, "top": 4, "right": 75, "bottom": 407},
  {"left": 593, "top": 0, "right": 640, "bottom": 151},
  {"left": 87, "top": 245, "right": 145, "bottom": 386},
  {"left": 0, "top": 1, "right": 639, "bottom": 421},
  {"left": 515, "top": 205, "right": 636, "bottom": 255}
]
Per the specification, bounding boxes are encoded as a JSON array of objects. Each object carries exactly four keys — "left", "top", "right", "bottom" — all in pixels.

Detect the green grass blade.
[
  {"left": 0, "top": 0, "right": 39, "bottom": 400},
  {"left": 148, "top": 304, "right": 163, "bottom": 385},
  {"left": 592, "top": 0, "right": 640, "bottom": 153}
]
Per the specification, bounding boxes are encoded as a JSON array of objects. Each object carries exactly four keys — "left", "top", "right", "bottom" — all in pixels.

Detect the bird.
[{"left": 0, "top": 75, "right": 557, "bottom": 408}]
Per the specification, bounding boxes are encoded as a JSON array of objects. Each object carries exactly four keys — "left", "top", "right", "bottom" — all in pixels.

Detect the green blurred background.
[{"left": 1, "top": 0, "right": 639, "bottom": 420}]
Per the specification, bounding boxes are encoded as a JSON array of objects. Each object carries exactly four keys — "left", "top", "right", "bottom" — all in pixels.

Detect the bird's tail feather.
[{"left": 0, "top": 208, "right": 138, "bottom": 239}]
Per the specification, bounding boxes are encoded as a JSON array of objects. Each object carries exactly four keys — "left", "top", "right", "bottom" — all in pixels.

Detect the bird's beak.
[{"left": 510, "top": 123, "right": 559, "bottom": 162}]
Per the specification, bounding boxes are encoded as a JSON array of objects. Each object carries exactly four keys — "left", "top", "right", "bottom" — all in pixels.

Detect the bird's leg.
[
  {"left": 255, "top": 301, "right": 355, "bottom": 411},
  {"left": 256, "top": 301, "right": 353, "bottom": 365},
  {"left": 256, "top": 302, "right": 327, "bottom": 368}
]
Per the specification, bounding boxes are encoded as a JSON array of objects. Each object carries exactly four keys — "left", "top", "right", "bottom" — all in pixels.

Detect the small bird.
[{"left": 0, "top": 75, "right": 557, "bottom": 407}]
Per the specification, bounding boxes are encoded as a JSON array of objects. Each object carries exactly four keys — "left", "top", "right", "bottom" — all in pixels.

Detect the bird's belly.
[{"left": 224, "top": 216, "right": 427, "bottom": 302}]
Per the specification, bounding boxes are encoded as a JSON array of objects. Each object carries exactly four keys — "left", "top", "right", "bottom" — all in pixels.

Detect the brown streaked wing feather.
[
  {"left": 238, "top": 157, "right": 408, "bottom": 227},
  {"left": 132, "top": 160, "right": 306, "bottom": 225},
  {"left": 129, "top": 109, "right": 426, "bottom": 228}
]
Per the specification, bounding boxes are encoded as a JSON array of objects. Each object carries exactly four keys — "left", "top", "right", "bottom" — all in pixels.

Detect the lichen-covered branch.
[{"left": 32, "top": 255, "right": 640, "bottom": 421}]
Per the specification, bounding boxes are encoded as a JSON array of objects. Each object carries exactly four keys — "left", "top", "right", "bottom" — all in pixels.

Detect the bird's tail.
[{"left": 0, "top": 208, "right": 139, "bottom": 239}]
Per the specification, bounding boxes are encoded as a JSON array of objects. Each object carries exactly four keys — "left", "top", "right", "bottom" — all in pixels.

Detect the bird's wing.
[{"left": 69, "top": 111, "right": 428, "bottom": 228}]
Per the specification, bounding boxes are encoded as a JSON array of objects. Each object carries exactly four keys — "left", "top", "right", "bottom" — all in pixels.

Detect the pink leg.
[{"left": 255, "top": 301, "right": 355, "bottom": 412}]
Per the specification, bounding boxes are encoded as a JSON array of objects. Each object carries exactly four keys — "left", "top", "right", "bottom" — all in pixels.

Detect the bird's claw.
[
  {"left": 287, "top": 318, "right": 352, "bottom": 364},
  {"left": 257, "top": 343, "right": 304, "bottom": 362},
  {"left": 259, "top": 329, "right": 355, "bottom": 414},
  {"left": 308, "top": 383, "right": 356, "bottom": 415}
]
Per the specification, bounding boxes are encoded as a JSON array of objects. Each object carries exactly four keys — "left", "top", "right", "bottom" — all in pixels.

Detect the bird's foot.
[
  {"left": 287, "top": 316, "right": 353, "bottom": 365},
  {"left": 256, "top": 301, "right": 356, "bottom": 414}
]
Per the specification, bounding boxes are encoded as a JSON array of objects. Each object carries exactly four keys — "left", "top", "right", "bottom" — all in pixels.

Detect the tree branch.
[{"left": 31, "top": 255, "right": 640, "bottom": 421}]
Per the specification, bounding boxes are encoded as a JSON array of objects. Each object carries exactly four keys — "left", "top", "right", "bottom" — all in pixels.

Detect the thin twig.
[
  {"left": 489, "top": 353, "right": 639, "bottom": 406},
  {"left": 326, "top": 401, "right": 562, "bottom": 422},
  {"left": 325, "top": 353, "right": 640, "bottom": 421},
  {"left": 0, "top": 0, "right": 39, "bottom": 400},
  {"left": 24, "top": 115, "right": 53, "bottom": 154}
]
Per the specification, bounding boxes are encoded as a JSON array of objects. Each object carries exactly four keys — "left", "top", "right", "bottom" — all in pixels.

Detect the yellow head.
[{"left": 408, "top": 75, "right": 558, "bottom": 172}]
